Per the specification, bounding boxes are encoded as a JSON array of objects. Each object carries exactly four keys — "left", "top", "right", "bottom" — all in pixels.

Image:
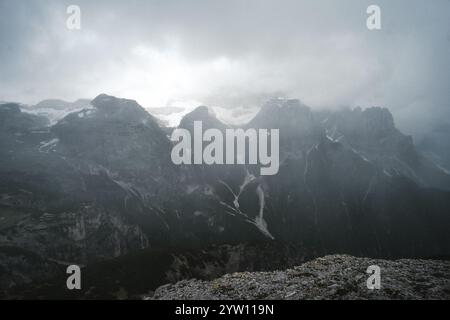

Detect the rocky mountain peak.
[
  {"left": 362, "top": 107, "right": 396, "bottom": 135},
  {"left": 92, "top": 94, "right": 142, "bottom": 112},
  {"left": 248, "top": 98, "right": 314, "bottom": 129},
  {"left": 179, "top": 105, "right": 227, "bottom": 131},
  {"left": 51, "top": 94, "right": 170, "bottom": 164},
  {"left": 61, "top": 94, "right": 157, "bottom": 127},
  {"left": 322, "top": 106, "right": 398, "bottom": 143},
  {"left": 258, "top": 98, "right": 312, "bottom": 120}
]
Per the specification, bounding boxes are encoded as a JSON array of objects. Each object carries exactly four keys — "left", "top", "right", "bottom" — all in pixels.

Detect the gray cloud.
[{"left": 0, "top": 0, "right": 449, "bottom": 137}]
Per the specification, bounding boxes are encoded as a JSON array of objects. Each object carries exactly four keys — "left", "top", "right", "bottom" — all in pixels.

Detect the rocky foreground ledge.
[{"left": 149, "top": 255, "right": 450, "bottom": 300}]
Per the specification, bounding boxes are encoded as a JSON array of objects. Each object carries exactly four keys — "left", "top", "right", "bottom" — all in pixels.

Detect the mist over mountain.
[
  {"left": 418, "top": 122, "right": 450, "bottom": 172},
  {"left": 1, "top": 0, "right": 450, "bottom": 142},
  {"left": 20, "top": 99, "right": 92, "bottom": 125},
  {"left": 1, "top": 94, "right": 450, "bottom": 298}
]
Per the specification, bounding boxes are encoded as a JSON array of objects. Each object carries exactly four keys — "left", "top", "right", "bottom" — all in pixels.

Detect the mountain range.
[{"left": 1, "top": 94, "right": 449, "bottom": 298}]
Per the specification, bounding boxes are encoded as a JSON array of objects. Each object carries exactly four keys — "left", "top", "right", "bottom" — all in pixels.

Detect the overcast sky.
[{"left": 0, "top": 0, "right": 449, "bottom": 135}]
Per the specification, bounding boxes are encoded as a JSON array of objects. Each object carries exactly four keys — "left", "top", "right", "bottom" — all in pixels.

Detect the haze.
[{"left": 0, "top": 0, "right": 449, "bottom": 136}]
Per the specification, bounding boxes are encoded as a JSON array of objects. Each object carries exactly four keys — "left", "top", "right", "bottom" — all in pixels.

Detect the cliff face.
[{"left": 149, "top": 255, "right": 450, "bottom": 300}]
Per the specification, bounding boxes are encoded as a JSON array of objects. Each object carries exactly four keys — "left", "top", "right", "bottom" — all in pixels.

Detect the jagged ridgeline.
[{"left": 1, "top": 95, "right": 450, "bottom": 297}]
